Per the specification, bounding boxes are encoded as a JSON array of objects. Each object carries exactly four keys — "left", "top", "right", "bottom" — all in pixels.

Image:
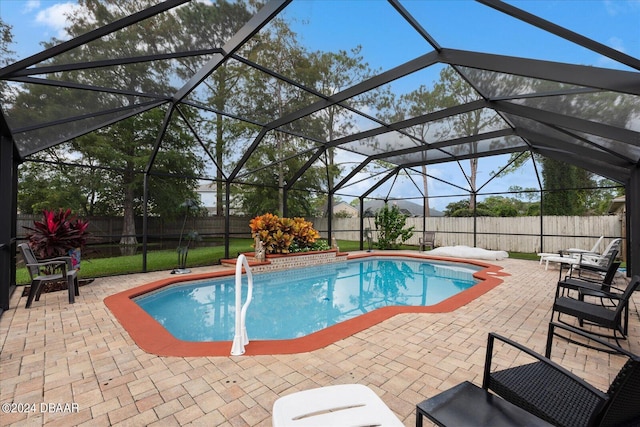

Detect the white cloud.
[
  {"left": 603, "top": 0, "right": 623, "bottom": 15},
  {"left": 604, "top": 0, "right": 640, "bottom": 16},
  {"left": 607, "top": 36, "right": 626, "bottom": 53},
  {"left": 35, "top": 2, "right": 81, "bottom": 40},
  {"left": 595, "top": 36, "right": 629, "bottom": 69},
  {"left": 22, "top": 1, "right": 41, "bottom": 13}
]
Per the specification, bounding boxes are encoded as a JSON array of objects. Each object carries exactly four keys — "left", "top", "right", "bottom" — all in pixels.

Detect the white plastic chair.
[
  {"left": 543, "top": 239, "right": 621, "bottom": 280},
  {"left": 272, "top": 384, "right": 404, "bottom": 427},
  {"left": 567, "top": 235, "right": 604, "bottom": 254},
  {"left": 538, "top": 236, "right": 604, "bottom": 267}
]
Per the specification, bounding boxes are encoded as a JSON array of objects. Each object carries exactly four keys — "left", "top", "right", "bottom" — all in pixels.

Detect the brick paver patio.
[{"left": 1, "top": 255, "right": 638, "bottom": 426}]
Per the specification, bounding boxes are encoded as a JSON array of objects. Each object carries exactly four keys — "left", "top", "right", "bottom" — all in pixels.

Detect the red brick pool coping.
[{"left": 104, "top": 252, "right": 510, "bottom": 357}]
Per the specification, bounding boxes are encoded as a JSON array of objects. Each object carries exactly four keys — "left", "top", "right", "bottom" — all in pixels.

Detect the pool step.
[{"left": 220, "top": 253, "right": 268, "bottom": 269}]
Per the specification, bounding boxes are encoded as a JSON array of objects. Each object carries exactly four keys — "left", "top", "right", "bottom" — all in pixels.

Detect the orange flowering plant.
[{"left": 249, "top": 214, "right": 322, "bottom": 254}]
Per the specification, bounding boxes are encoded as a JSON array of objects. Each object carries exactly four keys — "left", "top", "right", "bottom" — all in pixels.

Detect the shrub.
[
  {"left": 374, "top": 204, "right": 414, "bottom": 249},
  {"left": 291, "top": 217, "right": 320, "bottom": 249},
  {"left": 24, "top": 208, "right": 90, "bottom": 259},
  {"left": 249, "top": 214, "right": 321, "bottom": 254}
]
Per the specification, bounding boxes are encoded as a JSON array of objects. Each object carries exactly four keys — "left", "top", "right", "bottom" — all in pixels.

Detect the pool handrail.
[{"left": 231, "top": 254, "right": 253, "bottom": 355}]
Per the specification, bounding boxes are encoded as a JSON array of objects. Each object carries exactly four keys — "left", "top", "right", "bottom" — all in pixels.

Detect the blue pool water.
[{"left": 135, "top": 257, "right": 480, "bottom": 342}]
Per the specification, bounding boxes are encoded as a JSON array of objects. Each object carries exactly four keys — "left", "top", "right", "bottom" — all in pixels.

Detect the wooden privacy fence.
[
  {"left": 17, "top": 214, "right": 622, "bottom": 256},
  {"left": 320, "top": 215, "right": 623, "bottom": 256}
]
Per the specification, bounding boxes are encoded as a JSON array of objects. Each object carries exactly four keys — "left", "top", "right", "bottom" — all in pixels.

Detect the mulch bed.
[{"left": 21, "top": 279, "right": 95, "bottom": 297}]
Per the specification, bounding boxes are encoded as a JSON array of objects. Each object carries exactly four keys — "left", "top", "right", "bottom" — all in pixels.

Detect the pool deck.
[{"left": 1, "top": 252, "right": 639, "bottom": 426}]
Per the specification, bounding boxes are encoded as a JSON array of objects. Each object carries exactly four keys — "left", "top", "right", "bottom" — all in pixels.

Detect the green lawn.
[
  {"left": 15, "top": 238, "right": 542, "bottom": 285},
  {"left": 16, "top": 238, "right": 252, "bottom": 284}
]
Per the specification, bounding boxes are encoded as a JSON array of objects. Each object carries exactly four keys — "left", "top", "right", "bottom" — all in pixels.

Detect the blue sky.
[
  {"left": 2, "top": 0, "right": 639, "bottom": 66},
  {"left": 2, "top": 0, "right": 638, "bottom": 207},
  {"left": 284, "top": 0, "right": 640, "bottom": 72},
  {"left": 1, "top": 0, "right": 79, "bottom": 59}
]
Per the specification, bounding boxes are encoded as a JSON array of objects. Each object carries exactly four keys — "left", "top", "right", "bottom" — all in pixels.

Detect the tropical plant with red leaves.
[{"left": 24, "top": 209, "right": 90, "bottom": 259}]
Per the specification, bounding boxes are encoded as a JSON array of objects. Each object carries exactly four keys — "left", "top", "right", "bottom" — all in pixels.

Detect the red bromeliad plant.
[
  {"left": 24, "top": 209, "right": 90, "bottom": 259},
  {"left": 249, "top": 214, "right": 320, "bottom": 254}
]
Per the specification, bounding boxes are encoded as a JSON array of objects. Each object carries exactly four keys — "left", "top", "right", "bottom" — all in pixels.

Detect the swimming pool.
[
  {"left": 135, "top": 257, "right": 481, "bottom": 342},
  {"left": 104, "top": 252, "right": 508, "bottom": 356}
]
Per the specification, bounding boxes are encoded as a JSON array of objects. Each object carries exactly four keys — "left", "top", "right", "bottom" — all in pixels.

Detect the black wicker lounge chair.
[
  {"left": 416, "top": 322, "right": 640, "bottom": 427},
  {"left": 570, "top": 247, "right": 620, "bottom": 282},
  {"left": 556, "top": 260, "right": 621, "bottom": 298},
  {"left": 551, "top": 275, "right": 640, "bottom": 345},
  {"left": 555, "top": 240, "right": 620, "bottom": 281}
]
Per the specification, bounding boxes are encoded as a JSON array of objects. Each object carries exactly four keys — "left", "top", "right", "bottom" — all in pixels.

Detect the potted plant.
[{"left": 23, "top": 208, "right": 90, "bottom": 270}]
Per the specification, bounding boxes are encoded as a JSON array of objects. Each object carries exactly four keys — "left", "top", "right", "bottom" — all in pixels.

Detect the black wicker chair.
[
  {"left": 570, "top": 247, "right": 620, "bottom": 282},
  {"left": 551, "top": 275, "right": 640, "bottom": 345},
  {"left": 557, "top": 260, "right": 621, "bottom": 297},
  {"left": 557, "top": 240, "right": 620, "bottom": 281},
  {"left": 416, "top": 323, "right": 640, "bottom": 427},
  {"left": 555, "top": 259, "right": 621, "bottom": 322}
]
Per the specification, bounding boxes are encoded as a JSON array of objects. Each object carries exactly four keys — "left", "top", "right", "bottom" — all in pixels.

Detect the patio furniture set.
[
  {"left": 416, "top": 237, "right": 639, "bottom": 426},
  {"left": 274, "top": 236, "right": 640, "bottom": 426}
]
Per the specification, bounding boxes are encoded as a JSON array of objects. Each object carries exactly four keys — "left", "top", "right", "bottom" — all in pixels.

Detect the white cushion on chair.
[{"left": 272, "top": 384, "right": 404, "bottom": 427}]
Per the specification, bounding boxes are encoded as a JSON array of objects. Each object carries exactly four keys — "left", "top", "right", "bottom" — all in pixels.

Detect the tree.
[
  {"left": 11, "top": 0, "right": 205, "bottom": 244},
  {"left": 443, "top": 199, "right": 495, "bottom": 217},
  {"left": 59, "top": 0, "right": 189, "bottom": 244},
  {"left": 502, "top": 149, "right": 617, "bottom": 215},
  {"left": 541, "top": 157, "right": 595, "bottom": 215},
  {"left": 378, "top": 67, "right": 507, "bottom": 214},
  {"left": 0, "top": 17, "right": 15, "bottom": 100},
  {"left": 431, "top": 68, "right": 495, "bottom": 209},
  {"left": 443, "top": 195, "right": 538, "bottom": 217},
  {"left": 238, "top": 153, "right": 325, "bottom": 218},
  {"left": 171, "top": 1, "right": 254, "bottom": 216},
  {"left": 374, "top": 204, "right": 414, "bottom": 249},
  {"left": 237, "top": 18, "right": 325, "bottom": 216},
  {"left": 380, "top": 83, "right": 448, "bottom": 217},
  {"left": 443, "top": 200, "right": 470, "bottom": 217},
  {"left": 478, "top": 196, "right": 518, "bottom": 217},
  {"left": 495, "top": 77, "right": 636, "bottom": 215},
  {"left": 18, "top": 156, "right": 89, "bottom": 215},
  {"left": 306, "top": 47, "right": 378, "bottom": 216}
]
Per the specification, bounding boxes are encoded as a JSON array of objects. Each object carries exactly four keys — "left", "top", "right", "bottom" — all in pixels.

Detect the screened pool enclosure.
[{"left": 1, "top": 0, "right": 640, "bottom": 312}]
